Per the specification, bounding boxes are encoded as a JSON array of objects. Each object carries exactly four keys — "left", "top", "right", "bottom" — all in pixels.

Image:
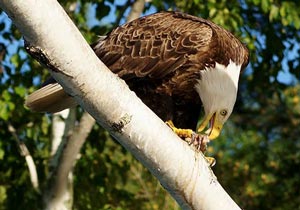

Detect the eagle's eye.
[{"left": 220, "top": 109, "right": 228, "bottom": 117}]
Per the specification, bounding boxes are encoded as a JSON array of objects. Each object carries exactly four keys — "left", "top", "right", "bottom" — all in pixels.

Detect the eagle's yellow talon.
[{"left": 166, "top": 120, "right": 193, "bottom": 138}]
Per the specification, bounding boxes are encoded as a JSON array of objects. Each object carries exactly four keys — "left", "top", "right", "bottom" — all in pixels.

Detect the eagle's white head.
[{"left": 195, "top": 60, "right": 241, "bottom": 140}]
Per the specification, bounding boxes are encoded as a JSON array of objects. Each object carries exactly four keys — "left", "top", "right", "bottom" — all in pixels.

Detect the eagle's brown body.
[{"left": 26, "top": 11, "right": 249, "bottom": 132}]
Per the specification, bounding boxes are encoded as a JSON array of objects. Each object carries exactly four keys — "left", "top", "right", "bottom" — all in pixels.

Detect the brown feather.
[{"left": 94, "top": 11, "right": 249, "bottom": 101}]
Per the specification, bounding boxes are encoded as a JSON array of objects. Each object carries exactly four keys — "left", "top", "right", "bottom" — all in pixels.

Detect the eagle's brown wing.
[
  {"left": 93, "top": 11, "right": 214, "bottom": 99},
  {"left": 26, "top": 11, "right": 248, "bottom": 118}
]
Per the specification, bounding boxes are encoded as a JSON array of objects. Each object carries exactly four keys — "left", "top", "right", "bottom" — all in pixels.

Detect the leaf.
[
  {"left": 0, "top": 186, "right": 7, "bottom": 203},
  {"left": 10, "top": 53, "right": 20, "bottom": 67},
  {"left": 95, "top": 3, "right": 111, "bottom": 21},
  {"left": 14, "top": 86, "right": 26, "bottom": 97},
  {"left": 0, "top": 22, "right": 5, "bottom": 31},
  {"left": 253, "top": 0, "right": 260, "bottom": 6},
  {"left": 0, "top": 101, "right": 9, "bottom": 120},
  {"left": 261, "top": 0, "right": 270, "bottom": 13},
  {"left": 0, "top": 148, "right": 4, "bottom": 160},
  {"left": 269, "top": 5, "right": 279, "bottom": 21},
  {"left": 2, "top": 90, "right": 11, "bottom": 101}
]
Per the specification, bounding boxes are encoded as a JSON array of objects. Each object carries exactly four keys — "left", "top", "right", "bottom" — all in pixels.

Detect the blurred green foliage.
[{"left": 0, "top": 0, "right": 300, "bottom": 209}]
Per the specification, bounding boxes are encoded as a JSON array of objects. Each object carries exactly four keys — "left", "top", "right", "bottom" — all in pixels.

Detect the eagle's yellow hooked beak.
[{"left": 197, "top": 112, "right": 223, "bottom": 140}]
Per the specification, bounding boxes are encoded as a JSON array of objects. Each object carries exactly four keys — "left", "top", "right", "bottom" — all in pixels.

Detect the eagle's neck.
[{"left": 195, "top": 60, "right": 241, "bottom": 114}]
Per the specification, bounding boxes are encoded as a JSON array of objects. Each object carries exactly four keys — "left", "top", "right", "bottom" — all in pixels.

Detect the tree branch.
[
  {"left": 0, "top": 0, "right": 241, "bottom": 209},
  {"left": 50, "top": 109, "right": 71, "bottom": 157},
  {"left": 8, "top": 123, "right": 39, "bottom": 191},
  {"left": 44, "top": 109, "right": 75, "bottom": 210},
  {"left": 44, "top": 1, "right": 145, "bottom": 208},
  {"left": 126, "top": 0, "right": 145, "bottom": 22},
  {"left": 45, "top": 111, "right": 95, "bottom": 210}
]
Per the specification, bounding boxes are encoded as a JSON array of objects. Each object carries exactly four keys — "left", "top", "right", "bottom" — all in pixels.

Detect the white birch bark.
[
  {"left": 0, "top": 0, "right": 241, "bottom": 209},
  {"left": 8, "top": 124, "right": 39, "bottom": 191},
  {"left": 44, "top": 1, "right": 145, "bottom": 209},
  {"left": 126, "top": 0, "right": 145, "bottom": 22},
  {"left": 51, "top": 109, "right": 70, "bottom": 156},
  {"left": 45, "top": 111, "right": 95, "bottom": 210},
  {"left": 46, "top": 109, "right": 74, "bottom": 210}
]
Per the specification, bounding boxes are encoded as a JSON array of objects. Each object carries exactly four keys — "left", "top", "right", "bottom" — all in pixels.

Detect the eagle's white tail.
[{"left": 25, "top": 83, "right": 76, "bottom": 113}]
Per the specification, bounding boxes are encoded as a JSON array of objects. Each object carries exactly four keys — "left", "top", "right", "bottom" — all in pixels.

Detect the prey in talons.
[
  {"left": 166, "top": 120, "right": 216, "bottom": 166},
  {"left": 188, "top": 132, "right": 210, "bottom": 153}
]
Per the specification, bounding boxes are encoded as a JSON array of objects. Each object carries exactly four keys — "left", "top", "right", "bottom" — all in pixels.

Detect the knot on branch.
[
  {"left": 111, "top": 113, "right": 132, "bottom": 133},
  {"left": 24, "top": 39, "right": 57, "bottom": 72},
  {"left": 24, "top": 39, "right": 72, "bottom": 79}
]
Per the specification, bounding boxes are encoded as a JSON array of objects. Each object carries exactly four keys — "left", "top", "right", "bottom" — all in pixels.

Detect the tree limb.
[
  {"left": 50, "top": 109, "right": 71, "bottom": 157},
  {"left": 44, "top": 1, "right": 145, "bottom": 209},
  {"left": 0, "top": 0, "right": 241, "bottom": 209},
  {"left": 126, "top": 0, "right": 145, "bottom": 22},
  {"left": 45, "top": 111, "right": 95, "bottom": 210},
  {"left": 7, "top": 123, "right": 39, "bottom": 191}
]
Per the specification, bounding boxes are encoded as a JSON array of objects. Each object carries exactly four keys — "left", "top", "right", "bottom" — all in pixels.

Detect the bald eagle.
[{"left": 25, "top": 11, "right": 249, "bottom": 145}]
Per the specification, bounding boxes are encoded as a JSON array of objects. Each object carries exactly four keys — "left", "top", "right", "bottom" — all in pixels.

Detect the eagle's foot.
[
  {"left": 166, "top": 120, "right": 194, "bottom": 139},
  {"left": 166, "top": 120, "right": 215, "bottom": 166},
  {"left": 188, "top": 134, "right": 216, "bottom": 166},
  {"left": 166, "top": 120, "right": 209, "bottom": 152}
]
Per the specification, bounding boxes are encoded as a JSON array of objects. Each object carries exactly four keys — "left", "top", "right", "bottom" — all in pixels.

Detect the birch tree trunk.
[
  {"left": 45, "top": 110, "right": 95, "bottom": 210},
  {"left": 46, "top": 109, "right": 74, "bottom": 210},
  {"left": 51, "top": 109, "right": 71, "bottom": 157},
  {"left": 0, "top": 0, "right": 241, "bottom": 209}
]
